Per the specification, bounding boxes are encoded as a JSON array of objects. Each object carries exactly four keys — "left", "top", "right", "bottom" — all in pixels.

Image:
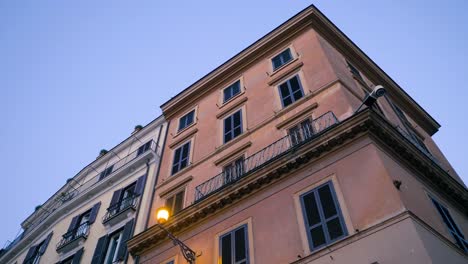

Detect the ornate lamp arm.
[{"left": 156, "top": 224, "right": 196, "bottom": 264}]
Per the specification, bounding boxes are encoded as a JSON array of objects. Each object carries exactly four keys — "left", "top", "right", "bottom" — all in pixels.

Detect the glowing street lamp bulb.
[{"left": 156, "top": 207, "right": 169, "bottom": 224}]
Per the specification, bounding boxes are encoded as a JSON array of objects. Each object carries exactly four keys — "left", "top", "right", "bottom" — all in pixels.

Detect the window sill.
[
  {"left": 169, "top": 129, "right": 198, "bottom": 149},
  {"left": 173, "top": 122, "right": 197, "bottom": 139},
  {"left": 216, "top": 97, "right": 248, "bottom": 119},
  {"left": 268, "top": 58, "right": 302, "bottom": 84},
  {"left": 215, "top": 131, "right": 250, "bottom": 154},
  {"left": 275, "top": 102, "right": 318, "bottom": 129},
  {"left": 274, "top": 92, "right": 315, "bottom": 120},
  {"left": 218, "top": 90, "right": 246, "bottom": 110}
]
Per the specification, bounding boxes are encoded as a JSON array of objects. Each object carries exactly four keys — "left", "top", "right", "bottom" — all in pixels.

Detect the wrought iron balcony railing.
[
  {"left": 194, "top": 111, "right": 339, "bottom": 202},
  {"left": 56, "top": 222, "right": 90, "bottom": 250},
  {"left": 102, "top": 194, "right": 139, "bottom": 223},
  {"left": 2, "top": 140, "right": 159, "bottom": 254}
]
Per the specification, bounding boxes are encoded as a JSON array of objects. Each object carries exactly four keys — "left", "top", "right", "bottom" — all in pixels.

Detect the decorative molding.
[
  {"left": 213, "top": 141, "right": 252, "bottom": 166},
  {"left": 267, "top": 60, "right": 304, "bottom": 86},
  {"left": 275, "top": 102, "right": 318, "bottom": 129},
  {"left": 168, "top": 129, "right": 198, "bottom": 149},
  {"left": 216, "top": 97, "right": 248, "bottom": 119},
  {"left": 159, "top": 176, "right": 193, "bottom": 197}
]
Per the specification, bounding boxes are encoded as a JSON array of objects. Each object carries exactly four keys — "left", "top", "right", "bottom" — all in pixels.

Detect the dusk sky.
[{"left": 1, "top": 1, "right": 467, "bottom": 246}]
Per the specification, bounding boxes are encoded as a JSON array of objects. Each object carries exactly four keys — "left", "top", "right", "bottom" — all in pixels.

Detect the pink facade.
[{"left": 128, "top": 5, "right": 467, "bottom": 264}]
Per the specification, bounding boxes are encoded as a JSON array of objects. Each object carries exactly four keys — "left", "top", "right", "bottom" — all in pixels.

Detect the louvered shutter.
[
  {"left": 134, "top": 175, "right": 147, "bottom": 196},
  {"left": 38, "top": 232, "right": 53, "bottom": 254},
  {"left": 91, "top": 235, "right": 108, "bottom": 264},
  {"left": 116, "top": 219, "right": 134, "bottom": 261},
  {"left": 71, "top": 248, "right": 84, "bottom": 264},
  {"left": 23, "top": 245, "right": 37, "bottom": 264},
  {"left": 88, "top": 202, "right": 101, "bottom": 224},
  {"left": 110, "top": 189, "right": 122, "bottom": 207},
  {"left": 67, "top": 215, "right": 80, "bottom": 233}
]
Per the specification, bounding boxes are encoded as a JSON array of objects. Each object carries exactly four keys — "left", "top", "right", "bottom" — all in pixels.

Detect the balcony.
[
  {"left": 195, "top": 111, "right": 339, "bottom": 202},
  {"left": 102, "top": 194, "right": 139, "bottom": 226},
  {"left": 56, "top": 222, "right": 90, "bottom": 253},
  {"left": 1, "top": 141, "right": 159, "bottom": 259}
]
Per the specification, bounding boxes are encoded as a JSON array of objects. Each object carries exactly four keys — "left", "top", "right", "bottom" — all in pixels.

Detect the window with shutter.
[
  {"left": 223, "top": 110, "right": 243, "bottom": 143},
  {"left": 272, "top": 48, "right": 293, "bottom": 70},
  {"left": 219, "top": 224, "right": 249, "bottom": 264},
  {"left": 23, "top": 233, "right": 52, "bottom": 264},
  {"left": 430, "top": 197, "right": 468, "bottom": 252},
  {"left": 300, "top": 182, "right": 347, "bottom": 251},
  {"left": 165, "top": 189, "right": 185, "bottom": 216},
  {"left": 172, "top": 141, "right": 191, "bottom": 175},
  {"left": 278, "top": 75, "right": 304, "bottom": 108}
]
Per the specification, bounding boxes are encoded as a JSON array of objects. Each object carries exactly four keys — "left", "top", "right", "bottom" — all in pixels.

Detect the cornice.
[{"left": 128, "top": 109, "right": 467, "bottom": 256}]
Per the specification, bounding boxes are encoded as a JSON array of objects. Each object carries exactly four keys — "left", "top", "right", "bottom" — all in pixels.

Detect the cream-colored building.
[{"left": 0, "top": 116, "right": 167, "bottom": 264}]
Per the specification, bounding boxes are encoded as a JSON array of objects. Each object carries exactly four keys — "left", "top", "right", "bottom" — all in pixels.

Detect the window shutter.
[
  {"left": 88, "top": 202, "right": 101, "bottom": 224},
  {"left": 220, "top": 233, "right": 232, "bottom": 264},
  {"left": 72, "top": 248, "right": 84, "bottom": 264},
  {"left": 38, "top": 232, "right": 53, "bottom": 255},
  {"left": 116, "top": 219, "right": 135, "bottom": 261},
  {"left": 67, "top": 215, "right": 80, "bottom": 233},
  {"left": 110, "top": 189, "right": 122, "bottom": 207},
  {"left": 23, "top": 245, "right": 37, "bottom": 264},
  {"left": 91, "top": 235, "right": 108, "bottom": 264},
  {"left": 134, "top": 175, "right": 147, "bottom": 196}
]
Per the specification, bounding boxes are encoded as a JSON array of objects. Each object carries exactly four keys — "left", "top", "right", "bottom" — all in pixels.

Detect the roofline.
[{"left": 160, "top": 4, "right": 440, "bottom": 134}]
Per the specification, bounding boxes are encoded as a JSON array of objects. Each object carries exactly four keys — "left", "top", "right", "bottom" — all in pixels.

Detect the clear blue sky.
[{"left": 1, "top": 0, "right": 467, "bottom": 245}]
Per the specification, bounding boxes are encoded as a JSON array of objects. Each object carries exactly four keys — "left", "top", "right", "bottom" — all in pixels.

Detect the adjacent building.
[
  {"left": 0, "top": 117, "right": 167, "bottom": 264},
  {"left": 128, "top": 5, "right": 467, "bottom": 264}
]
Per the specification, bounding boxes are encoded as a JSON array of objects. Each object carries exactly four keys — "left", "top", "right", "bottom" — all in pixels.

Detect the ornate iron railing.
[
  {"left": 102, "top": 194, "right": 139, "bottom": 223},
  {"left": 194, "top": 111, "right": 339, "bottom": 202},
  {"left": 2, "top": 140, "right": 159, "bottom": 254},
  {"left": 56, "top": 222, "right": 90, "bottom": 250}
]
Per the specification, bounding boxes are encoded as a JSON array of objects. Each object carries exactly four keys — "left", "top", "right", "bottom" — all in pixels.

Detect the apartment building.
[
  {"left": 128, "top": 5, "right": 467, "bottom": 264},
  {"left": 0, "top": 117, "right": 167, "bottom": 264}
]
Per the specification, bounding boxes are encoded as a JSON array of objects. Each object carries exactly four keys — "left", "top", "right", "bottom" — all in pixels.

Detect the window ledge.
[
  {"left": 268, "top": 59, "right": 303, "bottom": 86},
  {"left": 276, "top": 102, "right": 318, "bottom": 129},
  {"left": 173, "top": 122, "right": 197, "bottom": 139},
  {"left": 218, "top": 90, "right": 246, "bottom": 110},
  {"left": 158, "top": 175, "right": 193, "bottom": 196},
  {"left": 215, "top": 131, "right": 250, "bottom": 154},
  {"left": 216, "top": 97, "right": 248, "bottom": 119},
  {"left": 213, "top": 141, "right": 252, "bottom": 166},
  {"left": 274, "top": 92, "right": 315, "bottom": 120},
  {"left": 169, "top": 129, "right": 198, "bottom": 149}
]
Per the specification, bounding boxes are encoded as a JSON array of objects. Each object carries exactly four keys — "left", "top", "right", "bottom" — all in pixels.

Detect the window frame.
[
  {"left": 287, "top": 118, "right": 314, "bottom": 146},
  {"left": 277, "top": 75, "right": 305, "bottom": 108},
  {"left": 223, "top": 79, "right": 242, "bottom": 104},
  {"left": 299, "top": 181, "right": 348, "bottom": 252},
  {"left": 271, "top": 48, "right": 294, "bottom": 71},
  {"left": 171, "top": 140, "right": 192, "bottom": 175},
  {"left": 164, "top": 187, "right": 186, "bottom": 217},
  {"left": 178, "top": 109, "right": 196, "bottom": 132},
  {"left": 223, "top": 109, "right": 244, "bottom": 144},
  {"left": 103, "top": 229, "right": 124, "bottom": 264},
  {"left": 429, "top": 195, "right": 467, "bottom": 252},
  {"left": 219, "top": 224, "right": 250, "bottom": 264}
]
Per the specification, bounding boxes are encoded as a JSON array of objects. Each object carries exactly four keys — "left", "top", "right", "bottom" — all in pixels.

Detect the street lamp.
[{"left": 155, "top": 207, "right": 196, "bottom": 264}]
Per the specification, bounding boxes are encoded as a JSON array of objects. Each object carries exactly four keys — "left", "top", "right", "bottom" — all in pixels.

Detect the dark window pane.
[
  {"left": 318, "top": 185, "right": 337, "bottom": 219},
  {"left": 283, "top": 97, "right": 293, "bottom": 107},
  {"left": 221, "top": 234, "right": 232, "bottom": 264},
  {"left": 174, "top": 191, "right": 184, "bottom": 215},
  {"left": 282, "top": 49, "right": 292, "bottom": 62},
  {"left": 289, "top": 76, "right": 300, "bottom": 91},
  {"left": 234, "top": 228, "right": 246, "bottom": 261},
  {"left": 272, "top": 56, "right": 282, "bottom": 70},
  {"left": 310, "top": 226, "right": 326, "bottom": 248},
  {"left": 279, "top": 83, "right": 289, "bottom": 97},
  {"left": 303, "top": 192, "right": 321, "bottom": 226},
  {"left": 326, "top": 217, "right": 344, "bottom": 240},
  {"left": 233, "top": 112, "right": 241, "bottom": 126},
  {"left": 441, "top": 206, "right": 464, "bottom": 238}
]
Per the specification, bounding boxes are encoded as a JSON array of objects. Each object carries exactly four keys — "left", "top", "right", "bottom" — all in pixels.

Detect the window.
[
  {"left": 178, "top": 110, "right": 195, "bottom": 131},
  {"left": 223, "top": 110, "right": 243, "bottom": 143},
  {"left": 165, "top": 189, "right": 185, "bottom": 216},
  {"left": 223, "top": 80, "right": 241, "bottom": 103},
  {"left": 137, "top": 141, "right": 152, "bottom": 156},
  {"left": 289, "top": 119, "right": 313, "bottom": 145},
  {"left": 57, "top": 248, "right": 83, "bottom": 264},
  {"left": 278, "top": 75, "right": 304, "bottom": 108},
  {"left": 172, "top": 141, "right": 191, "bottom": 175},
  {"left": 219, "top": 225, "right": 249, "bottom": 264},
  {"left": 104, "top": 176, "right": 145, "bottom": 223},
  {"left": 300, "top": 182, "right": 347, "bottom": 251},
  {"left": 347, "top": 61, "right": 362, "bottom": 79},
  {"left": 99, "top": 165, "right": 114, "bottom": 181},
  {"left": 393, "top": 104, "right": 430, "bottom": 153},
  {"left": 23, "top": 233, "right": 52, "bottom": 264},
  {"left": 223, "top": 157, "right": 245, "bottom": 184},
  {"left": 272, "top": 48, "right": 293, "bottom": 71},
  {"left": 103, "top": 230, "right": 123, "bottom": 264},
  {"left": 430, "top": 197, "right": 468, "bottom": 252}
]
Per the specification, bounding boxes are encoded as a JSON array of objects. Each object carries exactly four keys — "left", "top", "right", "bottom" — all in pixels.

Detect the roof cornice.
[{"left": 160, "top": 5, "right": 439, "bottom": 135}]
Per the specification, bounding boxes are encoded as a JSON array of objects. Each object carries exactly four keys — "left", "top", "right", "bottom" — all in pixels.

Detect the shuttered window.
[
  {"left": 278, "top": 75, "right": 304, "bottom": 108},
  {"left": 165, "top": 189, "right": 185, "bottom": 216},
  {"left": 172, "top": 141, "right": 191, "bottom": 175},
  {"left": 137, "top": 141, "right": 152, "bottom": 156},
  {"left": 219, "top": 225, "right": 249, "bottom": 264},
  {"left": 272, "top": 48, "right": 293, "bottom": 70},
  {"left": 178, "top": 110, "right": 195, "bottom": 131},
  {"left": 223, "top": 110, "right": 243, "bottom": 143},
  {"left": 23, "top": 233, "right": 53, "bottom": 264},
  {"left": 92, "top": 220, "right": 134, "bottom": 264},
  {"left": 430, "top": 197, "right": 468, "bottom": 252},
  {"left": 300, "top": 182, "right": 347, "bottom": 251},
  {"left": 223, "top": 80, "right": 241, "bottom": 103}
]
